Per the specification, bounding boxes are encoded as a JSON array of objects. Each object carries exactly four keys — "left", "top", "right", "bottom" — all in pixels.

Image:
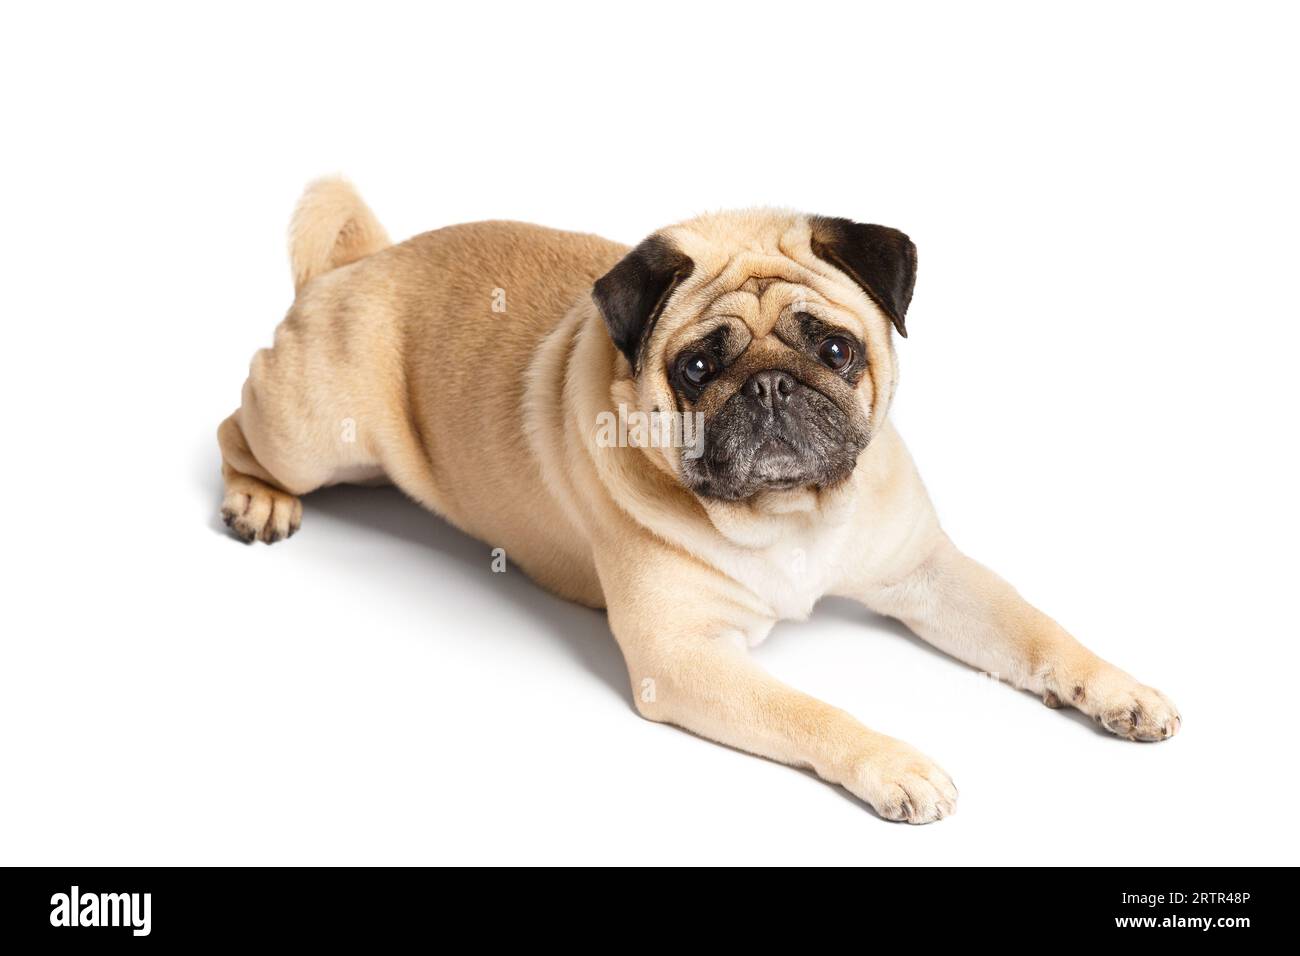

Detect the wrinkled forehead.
[
  {"left": 704, "top": 267, "right": 819, "bottom": 338},
  {"left": 658, "top": 247, "right": 875, "bottom": 344}
]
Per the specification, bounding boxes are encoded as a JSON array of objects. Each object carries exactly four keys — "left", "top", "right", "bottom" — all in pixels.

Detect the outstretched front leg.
[
  {"left": 626, "top": 633, "right": 958, "bottom": 822},
  {"left": 860, "top": 535, "right": 1180, "bottom": 741},
  {"left": 602, "top": 548, "right": 958, "bottom": 823}
]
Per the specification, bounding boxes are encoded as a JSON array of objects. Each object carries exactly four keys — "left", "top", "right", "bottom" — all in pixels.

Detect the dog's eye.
[
  {"left": 817, "top": 336, "right": 855, "bottom": 371},
  {"left": 679, "top": 353, "right": 717, "bottom": 388}
]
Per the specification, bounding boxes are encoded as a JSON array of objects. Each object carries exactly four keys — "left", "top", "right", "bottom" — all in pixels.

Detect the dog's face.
[{"left": 593, "top": 211, "right": 916, "bottom": 504}]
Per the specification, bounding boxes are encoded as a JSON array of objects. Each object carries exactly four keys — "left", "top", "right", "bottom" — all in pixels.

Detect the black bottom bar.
[{"left": 0, "top": 866, "right": 1280, "bottom": 944}]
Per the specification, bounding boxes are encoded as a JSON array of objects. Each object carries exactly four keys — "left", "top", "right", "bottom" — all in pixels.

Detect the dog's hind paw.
[{"left": 220, "top": 475, "right": 301, "bottom": 544}]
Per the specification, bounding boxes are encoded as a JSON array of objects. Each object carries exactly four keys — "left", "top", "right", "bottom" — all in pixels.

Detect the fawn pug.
[{"left": 218, "top": 180, "right": 1179, "bottom": 823}]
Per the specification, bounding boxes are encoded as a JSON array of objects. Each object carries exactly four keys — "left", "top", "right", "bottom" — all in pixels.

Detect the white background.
[{"left": 2, "top": 1, "right": 1297, "bottom": 865}]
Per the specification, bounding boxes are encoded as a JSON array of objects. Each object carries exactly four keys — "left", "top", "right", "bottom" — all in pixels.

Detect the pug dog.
[{"left": 218, "top": 179, "right": 1179, "bottom": 823}]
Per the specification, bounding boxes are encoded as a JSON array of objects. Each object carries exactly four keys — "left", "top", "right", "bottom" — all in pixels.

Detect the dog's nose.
[{"left": 744, "top": 370, "right": 796, "bottom": 412}]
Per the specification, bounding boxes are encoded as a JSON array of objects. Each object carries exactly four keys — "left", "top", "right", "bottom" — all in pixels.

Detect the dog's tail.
[{"left": 288, "top": 176, "right": 391, "bottom": 294}]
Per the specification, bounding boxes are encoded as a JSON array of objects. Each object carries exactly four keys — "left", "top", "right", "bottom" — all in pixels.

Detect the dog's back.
[{"left": 220, "top": 181, "right": 621, "bottom": 602}]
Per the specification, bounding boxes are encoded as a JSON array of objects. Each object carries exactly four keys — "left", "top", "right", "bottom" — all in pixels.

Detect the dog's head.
[{"left": 593, "top": 210, "right": 915, "bottom": 504}]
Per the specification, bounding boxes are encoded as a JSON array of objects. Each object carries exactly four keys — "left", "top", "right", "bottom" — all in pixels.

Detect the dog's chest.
[{"left": 712, "top": 520, "right": 853, "bottom": 637}]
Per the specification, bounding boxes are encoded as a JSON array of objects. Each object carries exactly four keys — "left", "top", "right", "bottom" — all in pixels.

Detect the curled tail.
[{"left": 288, "top": 176, "right": 390, "bottom": 294}]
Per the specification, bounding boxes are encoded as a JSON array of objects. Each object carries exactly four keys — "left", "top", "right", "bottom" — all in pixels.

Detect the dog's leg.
[
  {"left": 617, "top": 625, "right": 957, "bottom": 823},
  {"left": 217, "top": 412, "right": 305, "bottom": 543},
  {"left": 217, "top": 320, "right": 387, "bottom": 543},
  {"left": 860, "top": 535, "right": 1180, "bottom": 741}
]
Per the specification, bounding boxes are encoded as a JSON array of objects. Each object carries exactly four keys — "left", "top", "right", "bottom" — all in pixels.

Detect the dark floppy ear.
[
  {"left": 808, "top": 216, "right": 917, "bottom": 337},
  {"left": 592, "top": 234, "right": 694, "bottom": 370}
]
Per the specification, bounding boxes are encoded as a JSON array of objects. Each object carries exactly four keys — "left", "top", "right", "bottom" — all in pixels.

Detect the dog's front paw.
[
  {"left": 850, "top": 741, "right": 958, "bottom": 824},
  {"left": 1053, "top": 668, "right": 1180, "bottom": 742}
]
